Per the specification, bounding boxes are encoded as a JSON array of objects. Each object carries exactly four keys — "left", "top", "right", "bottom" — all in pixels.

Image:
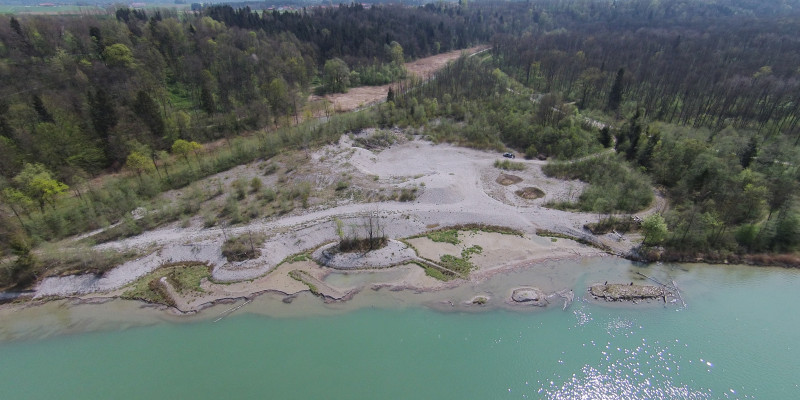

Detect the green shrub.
[{"left": 250, "top": 177, "right": 263, "bottom": 193}]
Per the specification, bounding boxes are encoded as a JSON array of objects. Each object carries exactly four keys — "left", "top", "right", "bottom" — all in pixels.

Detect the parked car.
[{"left": 503, "top": 152, "right": 515, "bottom": 159}]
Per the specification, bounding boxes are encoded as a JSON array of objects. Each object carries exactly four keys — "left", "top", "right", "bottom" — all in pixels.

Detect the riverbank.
[{"left": 23, "top": 132, "right": 649, "bottom": 306}]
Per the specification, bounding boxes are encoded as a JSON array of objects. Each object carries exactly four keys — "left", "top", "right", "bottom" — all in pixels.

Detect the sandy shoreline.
[{"left": 19, "top": 232, "right": 610, "bottom": 316}]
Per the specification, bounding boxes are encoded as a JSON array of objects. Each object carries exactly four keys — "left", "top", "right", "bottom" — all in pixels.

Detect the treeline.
[
  {"left": 0, "top": 9, "right": 317, "bottom": 181},
  {"left": 384, "top": 53, "right": 800, "bottom": 254},
  {"left": 0, "top": 2, "right": 495, "bottom": 184},
  {"left": 203, "top": 3, "right": 490, "bottom": 66},
  {"left": 477, "top": 0, "right": 800, "bottom": 256},
  {"left": 492, "top": 0, "right": 800, "bottom": 138}
]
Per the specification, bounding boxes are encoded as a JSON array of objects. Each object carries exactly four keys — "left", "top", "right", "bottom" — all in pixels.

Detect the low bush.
[
  {"left": 493, "top": 159, "right": 526, "bottom": 171},
  {"left": 221, "top": 233, "right": 266, "bottom": 261},
  {"left": 426, "top": 229, "right": 460, "bottom": 244}
]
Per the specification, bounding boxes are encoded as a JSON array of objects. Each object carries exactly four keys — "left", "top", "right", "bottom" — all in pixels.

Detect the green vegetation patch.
[
  {"left": 122, "top": 262, "right": 210, "bottom": 307},
  {"left": 426, "top": 229, "right": 460, "bottom": 245},
  {"left": 543, "top": 154, "right": 653, "bottom": 213},
  {"left": 451, "top": 224, "right": 524, "bottom": 236},
  {"left": 287, "top": 253, "right": 310, "bottom": 263},
  {"left": 288, "top": 270, "right": 320, "bottom": 296},
  {"left": 494, "top": 159, "right": 526, "bottom": 171},
  {"left": 38, "top": 246, "right": 140, "bottom": 277},
  {"left": 411, "top": 261, "right": 456, "bottom": 282},
  {"left": 164, "top": 262, "right": 212, "bottom": 294},
  {"left": 394, "top": 187, "right": 419, "bottom": 202},
  {"left": 584, "top": 216, "right": 640, "bottom": 235},
  {"left": 438, "top": 245, "right": 483, "bottom": 276},
  {"left": 535, "top": 229, "right": 612, "bottom": 253},
  {"left": 353, "top": 130, "right": 396, "bottom": 150},
  {"left": 222, "top": 233, "right": 267, "bottom": 262}
]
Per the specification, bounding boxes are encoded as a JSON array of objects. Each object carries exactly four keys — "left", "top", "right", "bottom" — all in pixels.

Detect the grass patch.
[
  {"left": 352, "top": 129, "right": 396, "bottom": 150},
  {"left": 535, "top": 229, "right": 613, "bottom": 253},
  {"left": 35, "top": 245, "right": 141, "bottom": 277},
  {"left": 222, "top": 233, "right": 267, "bottom": 262},
  {"left": 164, "top": 262, "right": 211, "bottom": 294},
  {"left": 122, "top": 262, "right": 210, "bottom": 307},
  {"left": 411, "top": 260, "right": 456, "bottom": 281},
  {"left": 288, "top": 270, "right": 320, "bottom": 296},
  {"left": 439, "top": 254, "right": 474, "bottom": 275},
  {"left": 394, "top": 187, "right": 418, "bottom": 202},
  {"left": 426, "top": 229, "right": 460, "bottom": 245},
  {"left": 438, "top": 245, "right": 483, "bottom": 276},
  {"left": 584, "top": 216, "right": 640, "bottom": 234},
  {"left": 448, "top": 224, "right": 524, "bottom": 236},
  {"left": 288, "top": 253, "right": 310, "bottom": 263},
  {"left": 494, "top": 159, "right": 526, "bottom": 171}
]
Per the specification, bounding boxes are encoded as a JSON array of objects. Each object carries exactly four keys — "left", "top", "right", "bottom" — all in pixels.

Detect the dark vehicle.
[{"left": 503, "top": 152, "right": 515, "bottom": 159}]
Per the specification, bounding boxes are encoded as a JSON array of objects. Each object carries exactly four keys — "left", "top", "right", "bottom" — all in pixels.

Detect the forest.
[{"left": 1, "top": 0, "right": 800, "bottom": 289}]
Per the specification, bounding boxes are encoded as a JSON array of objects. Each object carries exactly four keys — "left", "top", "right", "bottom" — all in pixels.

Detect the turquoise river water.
[{"left": 1, "top": 258, "right": 798, "bottom": 399}]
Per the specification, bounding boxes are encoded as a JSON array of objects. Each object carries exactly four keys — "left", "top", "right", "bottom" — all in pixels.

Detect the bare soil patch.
[
  {"left": 405, "top": 46, "right": 487, "bottom": 79},
  {"left": 496, "top": 173, "right": 523, "bottom": 186},
  {"left": 515, "top": 187, "right": 545, "bottom": 200},
  {"left": 309, "top": 46, "right": 487, "bottom": 112}
]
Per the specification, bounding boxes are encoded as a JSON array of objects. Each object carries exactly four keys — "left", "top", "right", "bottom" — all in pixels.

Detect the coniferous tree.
[
  {"left": 200, "top": 85, "right": 216, "bottom": 115},
  {"left": 133, "top": 91, "right": 165, "bottom": 145},
  {"left": 607, "top": 68, "right": 624, "bottom": 114},
  {"left": 88, "top": 89, "right": 117, "bottom": 143},
  {"left": 32, "top": 95, "right": 54, "bottom": 123},
  {"left": 9, "top": 17, "right": 22, "bottom": 36}
]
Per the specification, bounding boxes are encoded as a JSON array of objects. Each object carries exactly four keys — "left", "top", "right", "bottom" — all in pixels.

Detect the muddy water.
[{"left": 1, "top": 258, "right": 798, "bottom": 399}]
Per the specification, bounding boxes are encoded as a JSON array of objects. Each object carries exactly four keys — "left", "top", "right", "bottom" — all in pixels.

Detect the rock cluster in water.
[
  {"left": 511, "top": 287, "right": 548, "bottom": 306},
  {"left": 588, "top": 283, "right": 665, "bottom": 301}
]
